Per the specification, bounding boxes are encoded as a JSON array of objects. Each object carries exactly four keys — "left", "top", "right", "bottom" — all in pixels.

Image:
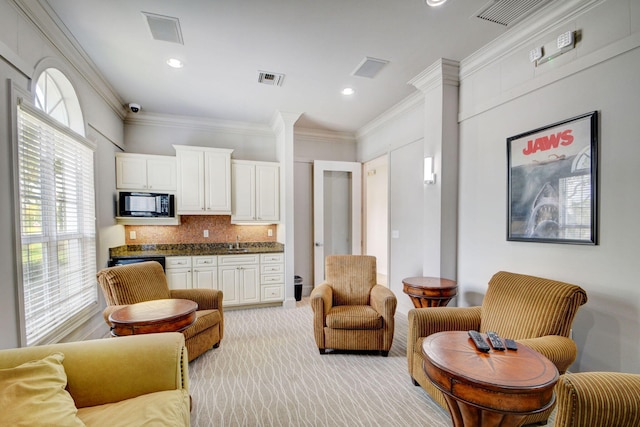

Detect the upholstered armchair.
[
  {"left": 310, "top": 255, "right": 397, "bottom": 356},
  {"left": 554, "top": 372, "right": 640, "bottom": 427},
  {"left": 407, "top": 271, "right": 587, "bottom": 425},
  {"left": 97, "top": 261, "right": 224, "bottom": 362}
]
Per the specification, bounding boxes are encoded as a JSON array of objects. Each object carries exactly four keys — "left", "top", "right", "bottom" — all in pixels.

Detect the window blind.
[{"left": 17, "top": 103, "right": 97, "bottom": 346}]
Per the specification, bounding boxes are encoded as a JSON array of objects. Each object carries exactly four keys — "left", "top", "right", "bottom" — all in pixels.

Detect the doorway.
[
  {"left": 364, "top": 155, "right": 389, "bottom": 287},
  {"left": 313, "top": 161, "right": 362, "bottom": 285}
]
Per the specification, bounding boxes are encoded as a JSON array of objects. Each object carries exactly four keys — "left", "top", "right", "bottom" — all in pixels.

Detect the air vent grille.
[
  {"left": 352, "top": 57, "right": 389, "bottom": 79},
  {"left": 476, "top": 0, "right": 553, "bottom": 27},
  {"left": 258, "top": 71, "right": 285, "bottom": 86},
  {"left": 142, "top": 12, "right": 184, "bottom": 44}
]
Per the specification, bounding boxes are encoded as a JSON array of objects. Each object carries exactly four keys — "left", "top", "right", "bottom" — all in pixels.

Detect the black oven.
[{"left": 108, "top": 256, "right": 166, "bottom": 271}]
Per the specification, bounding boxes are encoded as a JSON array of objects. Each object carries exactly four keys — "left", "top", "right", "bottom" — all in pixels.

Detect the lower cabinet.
[
  {"left": 218, "top": 255, "right": 260, "bottom": 306},
  {"left": 165, "top": 256, "right": 217, "bottom": 290},
  {"left": 165, "top": 252, "right": 284, "bottom": 306}
]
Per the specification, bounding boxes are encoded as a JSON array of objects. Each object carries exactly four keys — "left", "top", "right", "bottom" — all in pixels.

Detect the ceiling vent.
[
  {"left": 258, "top": 71, "right": 285, "bottom": 86},
  {"left": 475, "top": 0, "right": 554, "bottom": 27},
  {"left": 142, "top": 12, "right": 184, "bottom": 44},
  {"left": 352, "top": 57, "right": 389, "bottom": 79}
]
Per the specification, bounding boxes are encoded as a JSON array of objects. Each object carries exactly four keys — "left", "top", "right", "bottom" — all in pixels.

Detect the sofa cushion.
[
  {"left": 76, "top": 389, "right": 190, "bottom": 427},
  {"left": 0, "top": 353, "right": 85, "bottom": 427},
  {"left": 326, "top": 305, "right": 383, "bottom": 330}
]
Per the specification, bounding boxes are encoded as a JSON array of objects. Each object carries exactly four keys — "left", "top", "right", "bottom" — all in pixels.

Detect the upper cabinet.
[
  {"left": 115, "top": 153, "right": 176, "bottom": 191},
  {"left": 174, "top": 145, "right": 234, "bottom": 215},
  {"left": 231, "top": 160, "right": 279, "bottom": 223}
]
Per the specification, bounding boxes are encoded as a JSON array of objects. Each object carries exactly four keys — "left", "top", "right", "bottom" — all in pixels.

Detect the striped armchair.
[
  {"left": 554, "top": 372, "right": 640, "bottom": 427},
  {"left": 408, "top": 271, "right": 587, "bottom": 426},
  {"left": 310, "top": 255, "right": 397, "bottom": 356},
  {"left": 97, "top": 261, "right": 223, "bottom": 362}
]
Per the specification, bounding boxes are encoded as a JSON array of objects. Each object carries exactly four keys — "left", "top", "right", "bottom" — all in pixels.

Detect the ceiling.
[{"left": 42, "top": 0, "right": 517, "bottom": 134}]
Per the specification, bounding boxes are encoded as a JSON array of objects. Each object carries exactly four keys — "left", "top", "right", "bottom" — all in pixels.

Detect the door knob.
[{"left": 315, "top": 242, "right": 323, "bottom": 247}]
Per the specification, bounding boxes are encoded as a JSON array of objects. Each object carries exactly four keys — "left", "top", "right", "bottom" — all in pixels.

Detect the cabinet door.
[
  {"left": 116, "top": 155, "right": 147, "bottom": 189},
  {"left": 147, "top": 157, "right": 177, "bottom": 191},
  {"left": 166, "top": 267, "right": 192, "bottom": 290},
  {"left": 193, "top": 267, "right": 217, "bottom": 289},
  {"left": 218, "top": 265, "right": 240, "bottom": 305},
  {"left": 204, "top": 150, "right": 232, "bottom": 214},
  {"left": 176, "top": 149, "right": 205, "bottom": 213},
  {"left": 231, "top": 161, "right": 256, "bottom": 221},
  {"left": 255, "top": 164, "right": 279, "bottom": 222},
  {"left": 240, "top": 265, "right": 260, "bottom": 304}
]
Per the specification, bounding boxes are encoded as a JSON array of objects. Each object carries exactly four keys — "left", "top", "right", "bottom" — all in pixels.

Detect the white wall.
[
  {"left": 0, "top": 0, "right": 124, "bottom": 348},
  {"left": 356, "top": 0, "right": 640, "bottom": 373}
]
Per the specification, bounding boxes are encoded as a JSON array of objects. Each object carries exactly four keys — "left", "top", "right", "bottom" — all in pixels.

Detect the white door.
[{"left": 313, "top": 161, "right": 362, "bottom": 285}]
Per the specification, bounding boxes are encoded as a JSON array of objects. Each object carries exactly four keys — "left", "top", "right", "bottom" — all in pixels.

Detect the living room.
[{"left": 0, "top": 0, "right": 639, "bottom": 425}]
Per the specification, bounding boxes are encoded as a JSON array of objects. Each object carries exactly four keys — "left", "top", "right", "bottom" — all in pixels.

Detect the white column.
[
  {"left": 409, "top": 59, "right": 459, "bottom": 280},
  {"left": 272, "top": 111, "right": 302, "bottom": 308}
]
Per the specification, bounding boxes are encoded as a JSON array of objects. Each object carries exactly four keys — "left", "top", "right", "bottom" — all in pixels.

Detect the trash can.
[{"left": 294, "top": 275, "right": 303, "bottom": 301}]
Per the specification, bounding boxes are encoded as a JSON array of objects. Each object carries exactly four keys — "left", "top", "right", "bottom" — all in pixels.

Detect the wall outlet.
[
  {"left": 268, "top": 229, "right": 273, "bottom": 237},
  {"left": 129, "top": 231, "right": 136, "bottom": 240},
  {"left": 203, "top": 230, "right": 209, "bottom": 238}
]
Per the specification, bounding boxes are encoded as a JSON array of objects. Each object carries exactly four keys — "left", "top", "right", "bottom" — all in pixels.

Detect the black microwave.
[{"left": 118, "top": 192, "right": 175, "bottom": 217}]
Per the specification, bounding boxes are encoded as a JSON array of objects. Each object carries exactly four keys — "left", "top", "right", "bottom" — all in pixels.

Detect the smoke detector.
[{"left": 258, "top": 71, "right": 285, "bottom": 86}]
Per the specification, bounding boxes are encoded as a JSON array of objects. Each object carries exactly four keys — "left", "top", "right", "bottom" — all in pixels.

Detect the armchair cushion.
[
  {"left": 554, "top": 372, "right": 640, "bottom": 427},
  {"left": 0, "top": 353, "right": 85, "bottom": 427},
  {"left": 326, "top": 305, "right": 383, "bottom": 330}
]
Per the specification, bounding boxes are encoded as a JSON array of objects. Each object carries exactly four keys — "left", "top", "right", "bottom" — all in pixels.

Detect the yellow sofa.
[{"left": 0, "top": 333, "right": 190, "bottom": 427}]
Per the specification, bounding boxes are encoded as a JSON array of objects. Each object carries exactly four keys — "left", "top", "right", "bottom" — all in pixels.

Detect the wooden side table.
[
  {"left": 402, "top": 276, "right": 458, "bottom": 308},
  {"left": 109, "top": 299, "right": 198, "bottom": 336},
  {"left": 422, "top": 331, "right": 558, "bottom": 427}
]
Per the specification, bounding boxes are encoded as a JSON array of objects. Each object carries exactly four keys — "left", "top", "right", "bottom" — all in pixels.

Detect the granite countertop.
[{"left": 109, "top": 242, "right": 284, "bottom": 259}]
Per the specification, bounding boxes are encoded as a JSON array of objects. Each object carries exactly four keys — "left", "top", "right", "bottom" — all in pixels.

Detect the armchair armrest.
[
  {"left": 170, "top": 288, "right": 223, "bottom": 311},
  {"left": 0, "top": 333, "right": 188, "bottom": 409},
  {"left": 554, "top": 372, "right": 640, "bottom": 427},
  {"left": 310, "top": 283, "right": 333, "bottom": 349},
  {"left": 517, "top": 335, "right": 577, "bottom": 374},
  {"left": 102, "top": 304, "right": 127, "bottom": 327},
  {"left": 370, "top": 285, "right": 397, "bottom": 321},
  {"left": 407, "top": 306, "right": 481, "bottom": 373}
]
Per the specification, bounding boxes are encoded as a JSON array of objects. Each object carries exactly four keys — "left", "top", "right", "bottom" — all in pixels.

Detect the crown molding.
[
  {"left": 125, "top": 111, "right": 274, "bottom": 136},
  {"left": 408, "top": 58, "right": 460, "bottom": 93},
  {"left": 460, "top": 0, "right": 605, "bottom": 80},
  {"left": 294, "top": 127, "right": 356, "bottom": 144},
  {"left": 12, "top": 0, "right": 126, "bottom": 118},
  {"left": 356, "top": 90, "right": 424, "bottom": 140}
]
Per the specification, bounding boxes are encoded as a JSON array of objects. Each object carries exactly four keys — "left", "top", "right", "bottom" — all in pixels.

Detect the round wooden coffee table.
[
  {"left": 109, "top": 299, "right": 198, "bottom": 337},
  {"left": 422, "top": 331, "right": 558, "bottom": 427},
  {"left": 402, "top": 276, "right": 458, "bottom": 308}
]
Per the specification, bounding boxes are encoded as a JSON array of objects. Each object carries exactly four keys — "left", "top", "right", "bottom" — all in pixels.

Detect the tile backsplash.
[{"left": 124, "top": 215, "right": 277, "bottom": 245}]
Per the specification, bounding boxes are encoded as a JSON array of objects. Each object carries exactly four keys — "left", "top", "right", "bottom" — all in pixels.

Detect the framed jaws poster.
[{"left": 507, "top": 111, "right": 598, "bottom": 244}]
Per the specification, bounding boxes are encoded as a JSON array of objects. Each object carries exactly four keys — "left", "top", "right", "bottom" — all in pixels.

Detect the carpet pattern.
[{"left": 188, "top": 299, "right": 451, "bottom": 427}]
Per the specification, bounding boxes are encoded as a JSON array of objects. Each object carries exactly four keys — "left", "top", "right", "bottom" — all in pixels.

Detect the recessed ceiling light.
[
  {"left": 426, "top": 0, "right": 447, "bottom": 6},
  {"left": 342, "top": 87, "right": 355, "bottom": 96},
  {"left": 166, "top": 58, "right": 183, "bottom": 68}
]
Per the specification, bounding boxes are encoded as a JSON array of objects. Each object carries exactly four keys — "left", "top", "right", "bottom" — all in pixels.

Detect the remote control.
[
  {"left": 486, "top": 331, "right": 505, "bottom": 351},
  {"left": 468, "top": 330, "right": 490, "bottom": 352},
  {"left": 504, "top": 339, "right": 518, "bottom": 351}
]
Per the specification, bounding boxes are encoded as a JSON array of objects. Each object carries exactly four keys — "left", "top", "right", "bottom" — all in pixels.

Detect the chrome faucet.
[{"left": 235, "top": 235, "right": 240, "bottom": 249}]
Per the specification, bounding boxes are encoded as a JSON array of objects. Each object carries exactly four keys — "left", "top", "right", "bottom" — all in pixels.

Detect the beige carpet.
[{"left": 188, "top": 298, "right": 452, "bottom": 427}]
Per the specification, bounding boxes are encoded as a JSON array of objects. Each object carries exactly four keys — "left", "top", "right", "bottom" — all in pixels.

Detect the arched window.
[
  {"left": 17, "top": 68, "right": 96, "bottom": 345},
  {"left": 34, "top": 68, "right": 85, "bottom": 136}
]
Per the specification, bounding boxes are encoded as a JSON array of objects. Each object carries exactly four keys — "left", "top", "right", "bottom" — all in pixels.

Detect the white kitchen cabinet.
[
  {"left": 165, "top": 256, "right": 192, "bottom": 290},
  {"left": 174, "top": 145, "right": 233, "bottom": 214},
  {"left": 231, "top": 160, "right": 279, "bottom": 223},
  {"left": 260, "top": 253, "right": 284, "bottom": 302},
  {"left": 165, "top": 255, "right": 218, "bottom": 290},
  {"left": 116, "top": 153, "right": 176, "bottom": 191},
  {"left": 218, "top": 254, "right": 259, "bottom": 306}
]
